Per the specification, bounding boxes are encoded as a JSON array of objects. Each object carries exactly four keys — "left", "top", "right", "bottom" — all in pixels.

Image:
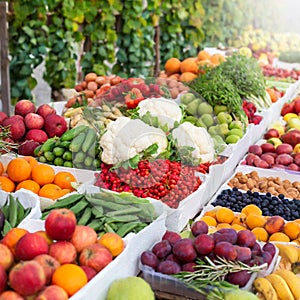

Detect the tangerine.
[
  {"left": 52, "top": 264, "right": 88, "bottom": 296},
  {"left": 1, "top": 228, "right": 28, "bottom": 256},
  {"left": 54, "top": 171, "right": 76, "bottom": 190},
  {"left": 6, "top": 158, "right": 31, "bottom": 182},
  {"left": 200, "top": 215, "right": 217, "bottom": 227},
  {"left": 251, "top": 227, "right": 269, "bottom": 242},
  {"left": 16, "top": 180, "right": 40, "bottom": 194},
  {"left": 0, "top": 176, "right": 15, "bottom": 192},
  {"left": 179, "top": 72, "right": 197, "bottom": 82},
  {"left": 180, "top": 58, "right": 198, "bottom": 74},
  {"left": 98, "top": 232, "right": 125, "bottom": 257},
  {"left": 283, "top": 221, "right": 300, "bottom": 240},
  {"left": 31, "top": 164, "right": 55, "bottom": 186},
  {"left": 210, "top": 53, "right": 225, "bottom": 66},
  {"left": 269, "top": 232, "right": 290, "bottom": 242},
  {"left": 22, "top": 156, "right": 39, "bottom": 169},
  {"left": 0, "top": 161, "right": 4, "bottom": 175},
  {"left": 165, "top": 58, "right": 181, "bottom": 75},
  {"left": 197, "top": 50, "right": 211, "bottom": 61},
  {"left": 39, "top": 184, "right": 62, "bottom": 200}
]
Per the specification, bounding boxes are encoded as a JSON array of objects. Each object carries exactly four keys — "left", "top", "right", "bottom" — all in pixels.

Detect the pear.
[
  {"left": 180, "top": 93, "right": 196, "bottom": 105},
  {"left": 217, "top": 112, "right": 232, "bottom": 124},
  {"left": 228, "top": 128, "right": 243, "bottom": 138},
  {"left": 197, "top": 102, "right": 213, "bottom": 116},
  {"left": 216, "top": 123, "right": 229, "bottom": 136},
  {"left": 186, "top": 99, "right": 201, "bottom": 116},
  {"left": 229, "top": 120, "right": 243, "bottom": 130},
  {"left": 226, "top": 135, "right": 240, "bottom": 144},
  {"left": 201, "top": 114, "right": 214, "bottom": 127},
  {"left": 214, "top": 104, "right": 228, "bottom": 115}
]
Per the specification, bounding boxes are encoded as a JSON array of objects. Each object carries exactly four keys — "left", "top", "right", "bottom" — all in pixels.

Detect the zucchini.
[
  {"left": 82, "top": 128, "right": 97, "bottom": 153},
  {"left": 61, "top": 125, "right": 89, "bottom": 142},
  {"left": 69, "top": 132, "right": 86, "bottom": 153}
]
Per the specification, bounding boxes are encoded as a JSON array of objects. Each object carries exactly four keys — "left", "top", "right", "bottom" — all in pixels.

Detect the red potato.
[
  {"left": 288, "top": 163, "right": 299, "bottom": 171},
  {"left": 248, "top": 145, "right": 262, "bottom": 156},
  {"left": 261, "top": 143, "right": 276, "bottom": 153},
  {"left": 260, "top": 153, "right": 275, "bottom": 166},
  {"left": 276, "top": 153, "right": 293, "bottom": 166},
  {"left": 276, "top": 143, "right": 293, "bottom": 155}
]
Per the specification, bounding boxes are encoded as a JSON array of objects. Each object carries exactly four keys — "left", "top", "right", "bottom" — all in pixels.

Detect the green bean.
[
  {"left": 69, "top": 200, "right": 89, "bottom": 215},
  {"left": 106, "top": 215, "right": 139, "bottom": 223},
  {"left": 77, "top": 207, "right": 92, "bottom": 226},
  {"left": 43, "top": 194, "right": 85, "bottom": 211},
  {"left": 105, "top": 206, "right": 141, "bottom": 217},
  {"left": 116, "top": 222, "right": 140, "bottom": 237},
  {"left": 85, "top": 195, "right": 129, "bottom": 211}
]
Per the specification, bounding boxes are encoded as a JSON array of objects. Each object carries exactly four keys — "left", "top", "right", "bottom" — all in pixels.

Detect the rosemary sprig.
[
  {"left": 173, "top": 256, "right": 267, "bottom": 299},
  {"left": 0, "top": 126, "right": 19, "bottom": 155}
]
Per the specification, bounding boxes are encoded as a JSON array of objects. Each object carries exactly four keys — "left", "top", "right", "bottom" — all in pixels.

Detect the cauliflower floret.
[
  {"left": 172, "top": 122, "right": 215, "bottom": 163},
  {"left": 137, "top": 98, "right": 182, "bottom": 130},
  {"left": 100, "top": 117, "right": 168, "bottom": 165}
]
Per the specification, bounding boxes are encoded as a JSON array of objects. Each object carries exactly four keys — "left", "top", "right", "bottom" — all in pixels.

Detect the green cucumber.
[
  {"left": 81, "top": 128, "right": 97, "bottom": 153},
  {"left": 53, "top": 147, "right": 65, "bottom": 157},
  {"left": 61, "top": 125, "right": 89, "bottom": 142},
  {"left": 59, "top": 141, "right": 71, "bottom": 149},
  {"left": 84, "top": 156, "right": 93, "bottom": 167},
  {"left": 34, "top": 145, "right": 42, "bottom": 157},
  {"left": 92, "top": 158, "right": 101, "bottom": 169},
  {"left": 44, "top": 151, "right": 55, "bottom": 162},
  {"left": 69, "top": 132, "right": 86, "bottom": 153},
  {"left": 63, "top": 161, "right": 73, "bottom": 168},
  {"left": 73, "top": 151, "right": 85, "bottom": 164},
  {"left": 53, "top": 157, "right": 64, "bottom": 166},
  {"left": 38, "top": 156, "right": 47, "bottom": 163},
  {"left": 40, "top": 137, "right": 58, "bottom": 153},
  {"left": 62, "top": 151, "right": 72, "bottom": 161}
]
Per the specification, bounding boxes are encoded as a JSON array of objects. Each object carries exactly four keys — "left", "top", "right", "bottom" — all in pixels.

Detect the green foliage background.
[{"left": 6, "top": 0, "right": 296, "bottom": 102}]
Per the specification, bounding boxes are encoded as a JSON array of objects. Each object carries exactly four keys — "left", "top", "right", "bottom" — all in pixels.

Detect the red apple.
[
  {"left": 14, "top": 100, "right": 36, "bottom": 117},
  {"left": 79, "top": 243, "right": 113, "bottom": 272},
  {"left": 0, "top": 290, "right": 25, "bottom": 299},
  {"left": 35, "top": 285, "right": 68, "bottom": 300},
  {"left": 34, "top": 254, "right": 60, "bottom": 284},
  {"left": 45, "top": 208, "right": 77, "bottom": 241},
  {"left": 248, "top": 145, "right": 262, "bottom": 156},
  {"left": 9, "top": 260, "right": 46, "bottom": 296},
  {"left": 281, "top": 102, "right": 295, "bottom": 116},
  {"left": 80, "top": 266, "right": 97, "bottom": 281},
  {"left": 25, "top": 129, "right": 48, "bottom": 143},
  {"left": 36, "top": 104, "right": 56, "bottom": 120},
  {"left": 293, "top": 99, "right": 300, "bottom": 114},
  {"left": 263, "top": 128, "right": 280, "bottom": 140},
  {"left": 44, "top": 115, "right": 67, "bottom": 138},
  {"left": 0, "top": 265, "right": 7, "bottom": 293},
  {"left": 15, "top": 232, "right": 49, "bottom": 261},
  {"left": 294, "top": 153, "right": 300, "bottom": 166},
  {"left": 0, "top": 112, "right": 8, "bottom": 125},
  {"left": 2, "top": 116, "right": 26, "bottom": 141},
  {"left": 49, "top": 241, "right": 77, "bottom": 264},
  {"left": 0, "top": 243, "right": 14, "bottom": 270},
  {"left": 18, "top": 140, "right": 40, "bottom": 156},
  {"left": 24, "top": 113, "right": 44, "bottom": 130},
  {"left": 70, "top": 225, "right": 98, "bottom": 253}
]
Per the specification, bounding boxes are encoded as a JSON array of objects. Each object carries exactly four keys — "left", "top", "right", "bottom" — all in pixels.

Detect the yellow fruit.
[
  {"left": 283, "top": 113, "right": 298, "bottom": 122},
  {"left": 265, "top": 274, "right": 294, "bottom": 300},
  {"left": 274, "top": 243, "right": 299, "bottom": 264},
  {"left": 238, "top": 47, "right": 252, "bottom": 57},
  {"left": 274, "top": 269, "right": 300, "bottom": 300},
  {"left": 253, "top": 277, "right": 278, "bottom": 300}
]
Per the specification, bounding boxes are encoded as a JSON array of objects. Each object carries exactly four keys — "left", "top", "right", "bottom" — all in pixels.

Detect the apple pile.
[
  {"left": 281, "top": 96, "right": 300, "bottom": 117},
  {"left": 0, "top": 208, "right": 124, "bottom": 298},
  {"left": 140, "top": 221, "right": 276, "bottom": 288},
  {"left": 0, "top": 100, "right": 67, "bottom": 156}
]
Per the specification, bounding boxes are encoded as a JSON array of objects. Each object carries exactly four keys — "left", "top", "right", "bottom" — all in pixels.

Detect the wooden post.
[{"left": 0, "top": 2, "right": 11, "bottom": 115}]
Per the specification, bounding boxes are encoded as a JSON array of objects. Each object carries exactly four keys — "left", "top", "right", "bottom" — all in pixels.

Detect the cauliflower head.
[
  {"left": 172, "top": 122, "right": 215, "bottom": 163},
  {"left": 100, "top": 117, "right": 168, "bottom": 165},
  {"left": 137, "top": 98, "right": 182, "bottom": 130}
]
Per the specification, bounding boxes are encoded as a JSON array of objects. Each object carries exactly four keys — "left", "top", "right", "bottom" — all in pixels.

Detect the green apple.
[
  {"left": 228, "top": 120, "right": 243, "bottom": 130},
  {"left": 216, "top": 123, "right": 229, "bottom": 136},
  {"left": 180, "top": 230, "right": 193, "bottom": 238},
  {"left": 225, "top": 135, "right": 240, "bottom": 144},
  {"left": 228, "top": 128, "right": 243, "bottom": 138},
  {"left": 197, "top": 102, "right": 213, "bottom": 116},
  {"left": 186, "top": 99, "right": 201, "bottom": 116},
  {"left": 214, "top": 104, "right": 228, "bottom": 115},
  {"left": 217, "top": 112, "right": 233, "bottom": 124},
  {"left": 287, "top": 117, "right": 300, "bottom": 130},
  {"left": 267, "top": 137, "right": 282, "bottom": 147},
  {"left": 208, "top": 125, "right": 218, "bottom": 136},
  {"left": 201, "top": 114, "right": 214, "bottom": 127},
  {"left": 180, "top": 92, "right": 196, "bottom": 105}
]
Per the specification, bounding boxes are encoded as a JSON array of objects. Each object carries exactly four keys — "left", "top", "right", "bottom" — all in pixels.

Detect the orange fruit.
[
  {"left": 283, "top": 221, "right": 300, "bottom": 240},
  {"left": 22, "top": 156, "right": 39, "bottom": 169},
  {"left": 216, "top": 207, "right": 235, "bottom": 224},
  {"left": 179, "top": 72, "right": 197, "bottom": 82},
  {"left": 16, "top": 179, "right": 40, "bottom": 194},
  {"left": 245, "top": 214, "right": 266, "bottom": 230},
  {"left": 210, "top": 53, "right": 225, "bottom": 66},
  {"left": 231, "top": 213, "right": 247, "bottom": 226},
  {"left": 251, "top": 227, "right": 269, "bottom": 242},
  {"left": 0, "top": 161, "right": 4, "bottom": 175},
  {"left": 203, "top": 207, "right": 219, "bottom": 219},
  {"left": 180, "top": 58, "right": 199, "bottom": 74},
  {"left": 269, "top": 232, "right": 290, "bottom": 242},
  {"left": 0, "top": 176, "right": 15, "bottom": 192},
  {"left": 98, "top": 232, "right": 125, "bottom": 257},
  {"left": 197, "top": 50, "right": 211, "bottom": 61},
  {"left": 1, "top": 228, "right": 28, "bottom": 256},
  {"left": 31, "top": 164, "right": 55, "bottom": 186},
  {"left": 165, "top": 58, "right": 181, "bottom": 75},
  {"left": 241, "top": 204, "right": 262, "bottom": 216},
  {"left": 200, "top": 215, "right": 217, "bottom": 227},
  {"left": 52, "top": 264, "right": 88, "bottom": 296},
  {"left": 231, "top": 224, "right": 247, "bottom": 232},
  {"left": 54, "top": 171, "right": 76, "bottom": 190},
  {"left": 57, "top": 188, "right": 71, "bottom": 198},
  {"left": 39, "top": 183, "right": 62, "bottom": 200},
  {"left": 6, "top": 158, "right": 31, "bottom": 182},
  {"left": 216, "top": 223, "right": 232, "bottom": 229}
]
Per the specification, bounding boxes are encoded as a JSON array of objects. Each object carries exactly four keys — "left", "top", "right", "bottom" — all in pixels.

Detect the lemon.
[{"left": 283, "top": 113, "right": 298, "bottom": 122}]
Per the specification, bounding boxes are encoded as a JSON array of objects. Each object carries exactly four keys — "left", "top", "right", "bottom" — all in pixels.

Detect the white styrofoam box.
[
  {"left": 0, "top": 189, "right": 42, "bottom": 227},
  {"left": 52, "top": 101, "right": 67, "bottom": 116}
]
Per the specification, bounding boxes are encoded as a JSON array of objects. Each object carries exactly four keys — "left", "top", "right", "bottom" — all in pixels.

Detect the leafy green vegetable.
[{"left": 218, "top": 53, "right": 266, "bottom": 99}]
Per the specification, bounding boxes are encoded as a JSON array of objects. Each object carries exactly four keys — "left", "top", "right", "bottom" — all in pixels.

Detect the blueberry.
[
  {"left": 246, "top": 190, "right": 252, "bottom": 195},
  {"left": 262, "top": 208, "right": 270, "bottom": 215},
  {"left": 232, "top": 187, "right": 238, "bottom": 192},
  {"left": 261, "top": 200, "right": 269, "bottom": 207},
  {"left": 278, "top": 194, "right": 284, "bottom": 199},
  {"left": 266, "top": 192, "right": 271, "bottom": 198}
]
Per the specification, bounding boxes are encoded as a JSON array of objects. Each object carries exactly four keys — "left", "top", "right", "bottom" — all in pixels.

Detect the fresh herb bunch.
[
  {"left": 187, "top": 67, "right": 248, "bottom": 125},
  {"left": 219, "top": 53, "right": 266, "bottom": 99},
  {"left": 173, "top": 256, "right": 267, "bottom": 300}
]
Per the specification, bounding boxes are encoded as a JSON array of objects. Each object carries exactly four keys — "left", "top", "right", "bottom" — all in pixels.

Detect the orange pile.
[
  {"left": 199, "top": 204, "right": 300, "bottom": 244},
  {"left": 160, "top": 50, "right": 225, "bottom": 82},
  {"left": 0, "top": 157, "right": 77, "bottom": 200}
]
